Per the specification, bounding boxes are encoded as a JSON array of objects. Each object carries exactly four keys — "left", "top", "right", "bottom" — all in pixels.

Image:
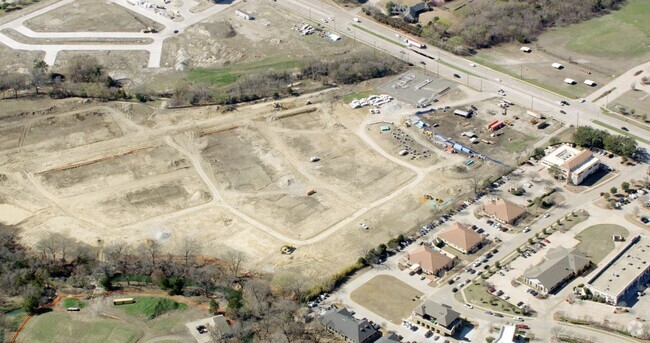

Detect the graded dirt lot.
[
  {"left": 350, "top": 275, "right": 423, "bottom": 324},
  {"left": 0, "top": 83, "right": 499, "bottom": 280},
  {"left": 24, "top": 0, "right": 164, "bottom": 32}
]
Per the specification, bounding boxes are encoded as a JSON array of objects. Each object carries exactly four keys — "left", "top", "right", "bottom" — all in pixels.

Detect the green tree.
[
  {"left": 603, "top": 192, "right": 610, "bottom": 200},
  {"left": 610, "top": 187, "right": 617, "bottom": 195},
  {"left": 604, "top": 135, "right": 637, "bottom": 157},
  {"left": 209, "top": 299, "right": 219, "bottom": 315},
  {"left": 621, "top": 182, "right": 631, "bottom": 193},
  {"left": 385, "top": 1, "right": 395, "bottom": 14},
  {"left": 23, "top": 295, "right": 40, "bottom": 314}
]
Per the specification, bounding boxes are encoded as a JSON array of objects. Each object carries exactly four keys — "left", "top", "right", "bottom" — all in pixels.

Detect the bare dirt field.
[
  {"left": 350, "top": 275, "right": 423, "bottom": 325},
  {"left": 24, "top": 0, "right": 164, "bottom": 32},
  {"left": 0, "top": 83, "right": 502, "bottom": 281},
  {"left": 0, "top": 42, "right": 45, "bottom": 73}
]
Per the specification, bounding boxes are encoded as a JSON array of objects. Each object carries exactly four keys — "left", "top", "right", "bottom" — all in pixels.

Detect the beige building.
[
  {"left": 437, "top": 222, "right": 484, "bottom": 254},
  {"left": 483, "top": 198, "right": 527, "bottom": 225},
  {"left": 412, "top": 301, "right": 462, "bottom": 336},
  {"left": 406, "top": 245, "right": 455, "bottom": 277},
  {"left": 522, "top": 248, "right": 592, "bottom": 294},
  {"left": 542, "top": 145, "right": 601, "bottom": 185}
]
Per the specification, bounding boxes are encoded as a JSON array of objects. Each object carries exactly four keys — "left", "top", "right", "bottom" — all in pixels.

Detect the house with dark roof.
[
  {"left": 406, "top": 245, "right": 456, "bottom": 277},
  {"left": 412, "top": 301, "right": 462, "bottom": 336},
  {"left": 483, "top": 198, "right": 527, "bottom": 225},
  {"left": 403, "top": 2, "right": 430, "bottom": 23},
  {"left": 437, "top": 222, "right": 484, "bottom": 254},
  {"left": 321, "top": 308, "right": 380, "bottom": 343},
  {"left": 522, "top": 248, "right": 592, "bottom": 294}
]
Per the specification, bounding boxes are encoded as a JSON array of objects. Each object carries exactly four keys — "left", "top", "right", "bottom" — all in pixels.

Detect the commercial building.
[
  {"left": 321, "top": 307, "right": 380, "bottom": 343},
  {"left": 522, "top": 248, "right": 592, "bottom": 294},
  {"left": 412, "top": 301, "right": 462, "bottom": 336},
  {"left": 541, "top": 145, "right": 601, "bottom": 185},
  {"left": 587, "top": 235, "right": 650, "bottom": 305},
  {"left": 406, "top": 245, "right": 455, "bottom": 277},
  {"left": 483, "top": 198, "right": 527, "bottom": 225},
  {"left": 438, "top": 222, "right": 484, "bottom": 254}
]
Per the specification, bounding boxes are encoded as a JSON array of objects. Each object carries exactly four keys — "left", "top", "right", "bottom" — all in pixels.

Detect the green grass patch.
[
  {"left": 601, "top": 107, "right": 650, "bottom": 132},
  {"left": 592, "top": 120, "right": 650, "bottom": 144},
  {"left": 351, "top": 24, "right": 403, "bottom": 47},
  {"left": 342, "top": 91, "right": 374, "bottom": 103},
  {"left": 463, "top": 283, "right": 523, "bottom": 314},
  {"left": 120, "top": 297, "right": 187, "bottom": 320},
  {"left": 574, "top": 224, "right": 629, "bottom": 263},
  {"left": 62, "top": 298, "right": 85, "bottom": 309},
  {"left": 561, "top": 0, "right": 650, "bottom": 58},
  {"left": 19, "top": 312, "right": 143, "bottom": 343},
  {"left": 187, "top": 57, "right": 301, "bottom": 86}
]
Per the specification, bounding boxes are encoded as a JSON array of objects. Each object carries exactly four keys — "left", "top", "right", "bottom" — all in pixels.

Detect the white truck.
[{"left": 405, "top": 38, "right": 426, "bottom": 49}]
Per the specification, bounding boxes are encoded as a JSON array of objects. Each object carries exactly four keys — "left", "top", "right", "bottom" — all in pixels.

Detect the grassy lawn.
[
  {"left": 351, "top": 24, "right": 402, "bottom": 47},
  {"left": 17, "top": 312, "right": 144, "bottom": 343},
  {"left": 187, "top": 57, "right": 301, "bottom": 86},
  {"left": 350, "top": 275, "right": 422, "bottom": 325},
  {"left": 592, "top": 120, "right": 650, "bottom": 144},
  {"left": 553, "top": 210, "right": 589, "bottom": 233},
  {"left": 120, "top": 297, "right": 187, "bottom": 320},
  {"left": 462, "top": 282, "right": 524, "bottom": 315},
  {"left": 62, "top": 298, "right": 85, "bottom": 309},
  {"left": 574, "top": 224, "right": 629, "bottom": 263},
  {"left": 561, "top": 0, "right": 650, "bottom": 58},
  {"left": 343, "top": 91, "right": 375, "bottom": 103}
]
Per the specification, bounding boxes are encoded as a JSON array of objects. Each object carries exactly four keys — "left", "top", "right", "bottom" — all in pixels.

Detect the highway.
[{"left": 275, "top": 0, "right": 649, "bottom": 148}]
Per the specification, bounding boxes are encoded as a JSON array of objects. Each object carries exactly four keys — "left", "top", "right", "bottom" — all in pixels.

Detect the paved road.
[
  {"left": 0, "top": 0, "right": 237, "bottom": 67},
  {"left": 275, "top": 0, "right": 650, "bottom": 147}
]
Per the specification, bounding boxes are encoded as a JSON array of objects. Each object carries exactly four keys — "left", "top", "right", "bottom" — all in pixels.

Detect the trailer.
[
  {"left": 405, "top": 38, "right": 426, "bottom": 49},
  {"left": 584, "top": 79, "right": 597, "bottom": 87},
  {"left": 454, "top": 109, "right": 471, "bottom": 118},
  {"left": 520, "top": 47, "right": 532, "bottom": 53},
  {"left": 527, "top": 110, "right": 543, "bottom": 119},
  {"left": 564, "top": 78, "right": 576, "bottom": 85},
  {"left": 113, "top": 298, "right": 135, "bottom": 305},
  {"left": 551, "top": 63, "right": 564, "bottom": 69}
]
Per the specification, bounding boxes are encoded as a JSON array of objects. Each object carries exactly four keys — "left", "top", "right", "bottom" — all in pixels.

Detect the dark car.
[
  {"left": 560, "top": 110, "right": 566, "bottom": 114},
  {"left": 196, "top": 325, "right": 208, "bottom": 334},
  {"left": 621, "top": 127, "right": 629, "bottom": 131},
  {"left": 420, "top": 61, "right": 426, "bottom": 65},
  {"left": 453, "top": 73, "right": 461, "bottom": 78},
  {"left": 452, "top": 287, "right": 458, "bottom": 293}
]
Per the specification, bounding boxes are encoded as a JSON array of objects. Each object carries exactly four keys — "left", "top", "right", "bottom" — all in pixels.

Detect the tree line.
[
  {"left": 0, "top": 224, "right": 331, "bottom": 342},
  {"left": 361, "top": 0, "right": 625, "bottom": 55},
  {"left": 171, "top": 50, "right": 407, "bottom": 107},
  {"left": 573, "top": 126, "right": 638, "bottom": 158}
]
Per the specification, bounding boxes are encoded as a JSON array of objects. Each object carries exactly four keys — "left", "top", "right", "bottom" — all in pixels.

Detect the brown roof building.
[
  {"left": 438, "top": 222, "right": 484, "bottom": 254},
  {"left": 406, "top": 245, "right": 455, "bottom": 277},
  {"left": 483, "top": 198, "right": 527, "bottom": 225}
]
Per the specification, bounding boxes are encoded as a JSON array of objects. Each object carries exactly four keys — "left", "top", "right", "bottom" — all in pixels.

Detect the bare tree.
[
  {"left": 223, "top": 250, "right": 245, "bottom": 279},
  {"left": 35, "top": 232, "right": 73, "bottom": 262},
  {"left": 175, "top": 236, "right": 203, "bottom": 273},
  {"left": 104, "top": 240, "right": 132, "bottom": 275},
  {"left": 139, "top": 239, "right": 162, "bottom": 272},
  {"left": 30, "top": 60, "right": 48, "bottom": 95},
  {"left": 2, "top": 72, "right": 27, "bottom": 99}
]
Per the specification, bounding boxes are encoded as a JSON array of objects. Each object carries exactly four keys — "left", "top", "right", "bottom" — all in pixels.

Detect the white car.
[
  {"left": 464, "top": 303, "right": 473, "bottom": 309},
  {"left": 523, "top": 227, "right": 531, "bottom": 233},
  {"left": 544, "top": 213, "right": 550, "bottom": 218},
  {"left": 495, "top": 78, "right": 502, "bottom": 82},
  {"left": 579, "top": 98, "right": 586, "bottom": 103},
  {"left": 514, "top": 316, "right": 524, "bottom": 322},
  {"left": 469, "top": 63, "right": 476, "bottom": 67}
]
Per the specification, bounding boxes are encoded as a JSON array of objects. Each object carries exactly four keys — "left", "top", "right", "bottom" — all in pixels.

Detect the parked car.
[
  {"left": 513, "top": 316, "right": 524, "bottom": 322},
  {"left": 453, "top": 73, "right": 461, "bottom": 78}
]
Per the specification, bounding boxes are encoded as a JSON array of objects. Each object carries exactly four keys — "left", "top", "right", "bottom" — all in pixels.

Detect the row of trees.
[
  {"left": 171, "top": 51, "right": 407, "bottom": 107},
  {"left": 573, "top": 126, "right": 638, "bottom": 157}
]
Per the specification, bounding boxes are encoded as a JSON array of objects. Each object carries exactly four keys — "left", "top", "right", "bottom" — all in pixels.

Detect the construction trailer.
[
  {"left": 552, "top": 63, "right": 564, "bottom": 69},
  {"left": 235, "top": 9, "right": 254, "bottom": 20},
  {"left": 405, "top": 38, "right": 426, "bottom": 48},
  {"left": 564, "top": 78, "right": 576, "bottom": 85},
  {"left": 584, "top": 79, "right": 597, "bottom": 87}
]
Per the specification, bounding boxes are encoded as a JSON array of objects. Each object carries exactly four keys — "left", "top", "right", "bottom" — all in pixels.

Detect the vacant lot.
[
  {"left": 24, "top": 0, "right": 164, "bottom": 32},
  {"left": 574, "top": 224, "right": 629, "bottom": 263},
  {"left": 607, "top": 90, "right": 650, "bottom": 124},
  {"left": 350, "top": 275, "right": 422, "bottom": 324}
]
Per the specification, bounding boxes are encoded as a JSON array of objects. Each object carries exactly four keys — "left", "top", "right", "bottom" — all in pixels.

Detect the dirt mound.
[{"left": 200, "top": 21, "right": 236, "bottom": 39}]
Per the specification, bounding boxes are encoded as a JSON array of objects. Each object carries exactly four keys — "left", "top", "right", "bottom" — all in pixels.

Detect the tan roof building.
[
  {"left": 438, "top": 222, "right": 483, "bottom": 254},
  {"left": 406, "top": 245, "right": 455, "bottom": 276},
  {"left": 483, "top": 198, "right": 527, "bottom": 224}
]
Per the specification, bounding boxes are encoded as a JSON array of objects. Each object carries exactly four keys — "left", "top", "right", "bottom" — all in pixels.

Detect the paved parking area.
[{"left": 379, "top": 71, "right": 455, "bottom": 105}]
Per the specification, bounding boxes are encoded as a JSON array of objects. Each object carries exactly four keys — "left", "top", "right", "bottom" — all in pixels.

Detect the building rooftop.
[
  {"left": 494, "top": 324, "right": 516, "bottom": 343},
  {"left": 588, "top": 235, "right": 650, "bottom": 297},
  {"left": 407, "top": 245, "right": 454, "bottom": 273},
  {"left": 543, "top": 145, "right": 599, "bottom": 172},
  {"left": 321, "top": 307, "right": 378, "bottom": 343},
  {"left": 376, "top": 332, "right": 401, "bottom": 343},
  {"left": 523, "top": 247, "right": 591, "bottom": 291},
  {"left": 413, "top": 301, "right": 460, "bottom": 328},
  {"left": 438, "top": 222, "right": 483, "bottom": 252},
  {"left": 483, "top": 198, "right": 526, "bottom": 223}
]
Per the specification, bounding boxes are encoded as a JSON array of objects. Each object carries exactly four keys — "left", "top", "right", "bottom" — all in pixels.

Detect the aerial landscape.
[{"left": 0, "top": 0, "right": 649, "bottom": 342}]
